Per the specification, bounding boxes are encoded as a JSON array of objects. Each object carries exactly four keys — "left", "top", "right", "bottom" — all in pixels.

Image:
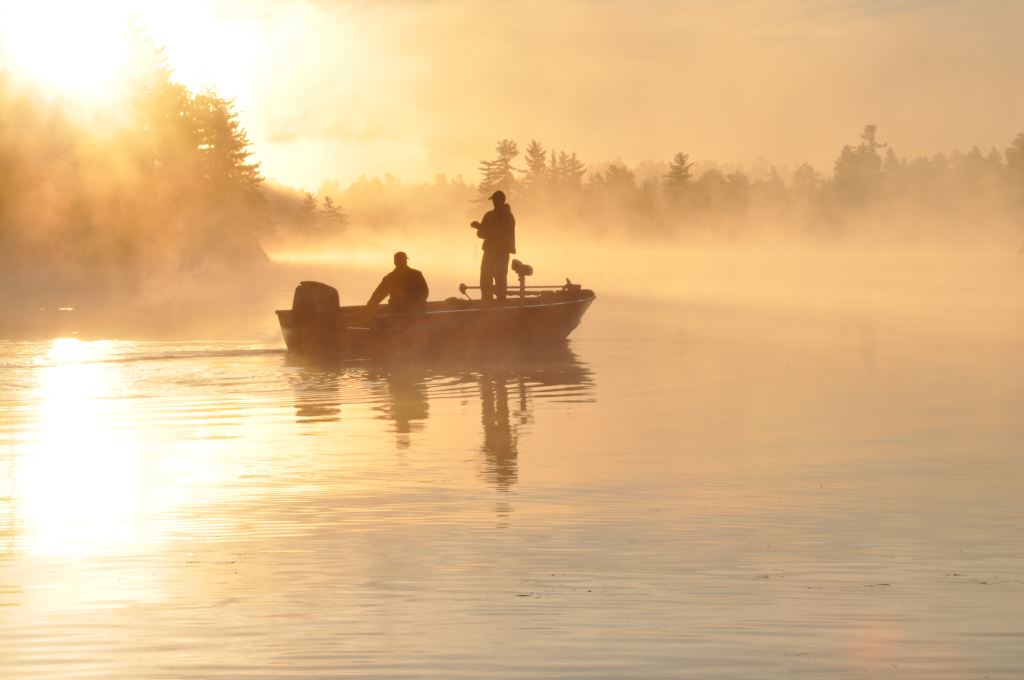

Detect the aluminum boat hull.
[{"left": 276, "top": 288, "right": 595, "bottom": 356}]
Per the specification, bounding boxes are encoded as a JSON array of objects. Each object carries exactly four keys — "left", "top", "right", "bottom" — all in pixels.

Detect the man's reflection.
[
  {"left": 479, "top": 371, "right": 520, "bottom": 491},
  {"left": 475, "top": 344, "right": 591, "bottom": 492},
  {"left": 372, "top": 365, "right": 429, "bottom": 450}
]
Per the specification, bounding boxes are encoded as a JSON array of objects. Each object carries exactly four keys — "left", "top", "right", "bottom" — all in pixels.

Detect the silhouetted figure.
[
  {"left": 471, "top": 190, "right": 516, "bottom": 302},
  {"left": 366, "top": 251, "right": 429, "bottom": 312}
]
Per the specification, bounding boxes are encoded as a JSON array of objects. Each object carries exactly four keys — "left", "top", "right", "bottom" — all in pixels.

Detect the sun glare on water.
[{"left": 13, "top": 339, "right": 142, "bottom": 558}]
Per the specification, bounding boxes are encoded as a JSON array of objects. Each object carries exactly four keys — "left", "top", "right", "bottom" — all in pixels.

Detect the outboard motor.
[
  {"left": 288, "top": 281, "right": 341, "bottom": 353},
  {"left": 293, "top": 280, "right": 340, "bottom": 319}
]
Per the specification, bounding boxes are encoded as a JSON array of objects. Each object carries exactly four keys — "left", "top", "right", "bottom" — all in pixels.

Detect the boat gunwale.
[{"left": 275, "top": 290, "right": 596, "bottom": 320}]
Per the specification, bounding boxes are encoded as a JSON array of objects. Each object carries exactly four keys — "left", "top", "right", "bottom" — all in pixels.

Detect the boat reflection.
[
  {"left": 285, "top": 343, "right": 594, "bottom": 488},
  {"left": 288, "top": 367, "right": 345, "bottom": 424}
]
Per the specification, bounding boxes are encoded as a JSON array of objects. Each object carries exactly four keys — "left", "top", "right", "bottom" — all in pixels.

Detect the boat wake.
[{"left": 1, "top": 344, "right": 286, "bottom": 369}]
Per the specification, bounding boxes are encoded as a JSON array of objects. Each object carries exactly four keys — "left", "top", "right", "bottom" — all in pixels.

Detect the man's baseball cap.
[{"left": 489, "top": 190, "right": 506, "bottom": 201}]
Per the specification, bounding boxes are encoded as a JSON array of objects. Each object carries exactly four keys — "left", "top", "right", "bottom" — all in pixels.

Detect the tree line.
[
  {"left": 466, "top": 126, "right": 1024, "bottom": 240},
  {"left": 312, "top": 126, "right": 1024, "bottom": 245}
]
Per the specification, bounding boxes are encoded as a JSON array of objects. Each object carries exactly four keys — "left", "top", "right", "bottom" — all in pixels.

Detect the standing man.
[
  {"left": 366, "top": 251, "right": 429, "bottom": 312},
  {"left": 471, "top": 190, "right": 516, "bottom": 302}
]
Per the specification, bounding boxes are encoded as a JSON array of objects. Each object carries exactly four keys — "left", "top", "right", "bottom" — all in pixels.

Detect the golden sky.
[{"left": 2, "top": 0, "right": 1023, "bottom": 190}]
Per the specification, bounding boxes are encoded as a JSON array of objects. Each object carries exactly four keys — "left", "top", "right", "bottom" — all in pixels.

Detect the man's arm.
[
  {"left": 366, "top": 277, "right": 389, "bottom": 306},
  {"left": 474, "top": 211, "right": 495, "bottom": 240},
  {"left": 507, "top": 210, "right": 516, "bottom": 254},
  {"left": 414, "top": 271, "right": 429, "bottom": 302}
]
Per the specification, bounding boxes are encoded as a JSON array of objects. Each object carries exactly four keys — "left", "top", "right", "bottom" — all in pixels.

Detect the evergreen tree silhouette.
[
  {"left": 193, "top": 90, "right": 261, "bottom": 197},
  {"left": 834, "top": 124, "right": 888, "bottom": 204},
  {"left": 320, "top": 195, "right": 348, "bottom": 231},
  {"left": 522, "top": 140, "right": 549, "bottom": 193},
  {"left": 552, "top": 150, "right": 586, "bottom": 192},
  {"left": 663, "top": 152, "right": 693, "bottom": 201},
  {"left": 478, "top": 139, "right": 519, "bottom": 197}
]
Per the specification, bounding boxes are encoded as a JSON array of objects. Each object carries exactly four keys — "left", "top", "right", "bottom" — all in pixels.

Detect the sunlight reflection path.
[{"left": 15, "top": 339, "right": 142, "bottom": 557}]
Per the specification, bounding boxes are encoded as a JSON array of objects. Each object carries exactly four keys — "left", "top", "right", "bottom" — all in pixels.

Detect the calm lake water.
[{"left": 1, "top": 276, "right": 1023, "bottom": 678}]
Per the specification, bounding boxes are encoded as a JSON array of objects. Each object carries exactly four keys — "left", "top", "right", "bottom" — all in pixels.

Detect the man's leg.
[
  {"left": 480, "top": 254, "right": 494, "bottom": 301},
  {"left": 494, "top": 252, "right": 510, "bottom": 301}
]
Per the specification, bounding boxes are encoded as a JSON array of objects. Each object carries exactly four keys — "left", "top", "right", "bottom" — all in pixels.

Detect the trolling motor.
[
  {"left": 511, "top": 259, "right": 533, "bottom": 303},
  {"left": 458, "top": 259, "right": 573, "bottom": 303}
]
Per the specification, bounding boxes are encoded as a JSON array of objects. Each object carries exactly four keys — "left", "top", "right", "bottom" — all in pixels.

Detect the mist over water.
[{"left": 2, "top": 244, "right": 1023, "bottom": 677}]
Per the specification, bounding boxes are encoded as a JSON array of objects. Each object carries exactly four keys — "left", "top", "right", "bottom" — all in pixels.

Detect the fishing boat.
[{"left": 276, "top": 260, "right": 596, "bottom": 356}]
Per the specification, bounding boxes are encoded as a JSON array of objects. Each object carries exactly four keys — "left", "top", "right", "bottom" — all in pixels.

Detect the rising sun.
[{"left": 0, "top": 1, "right": 135, "bottom": 100}]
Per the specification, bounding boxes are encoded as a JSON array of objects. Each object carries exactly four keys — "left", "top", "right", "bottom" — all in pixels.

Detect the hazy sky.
[{"left": 6, "top": 0, "right": 1024, "bottom": 190}]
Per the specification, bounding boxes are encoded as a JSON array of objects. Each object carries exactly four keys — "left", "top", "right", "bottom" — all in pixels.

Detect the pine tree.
[
  {"left": 1006, "top": 133, "right": 1024, "bottom": 177},
  {"left": 882, "top": 147, "right": 902, "bottom": 174},
  {"left": 663, "top": 152, "right": 693, "bottom": 200},
  {"left": 553, "top": 151, "right": 586, "bottom": 191},
  {"left": 600, "top": 162, "right": 636, "bottom": 191},
  {"left": 192, "top": 90, "right": 262, "bottom": 198},
  {"left": 833, "top": 124, "right": 888, "bottom": 204},
  {"left": 522, "top": 140, "right": 549, "bottom": 192},
  {"left": 478, "top": 139, "right": 520, "bottom": 197},
  {"left": 1007, "top": 133, "right": 1024, "bottom": 202},
  {"left": 320, "top": 195, "right": 348, "bottom": 231},
  {"left": 860, "top": 124, "right": 887, "bottom": 156},
  {"left": 792, "top": 163, "right": 823, "bottom": 195},
  {"left": 986, "top": 148, "right": 1005, "bottom": 169},
  {"left": 124, "top": 25, "right": 197, "bottom": 178},
  {"left": 300, "top": 192, "right": 318, "bottom": 219}
]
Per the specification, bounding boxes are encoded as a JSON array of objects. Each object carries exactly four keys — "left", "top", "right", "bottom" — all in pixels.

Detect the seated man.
[{"left": 366, "top": 251, "right": 429, "bottom": 312}]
